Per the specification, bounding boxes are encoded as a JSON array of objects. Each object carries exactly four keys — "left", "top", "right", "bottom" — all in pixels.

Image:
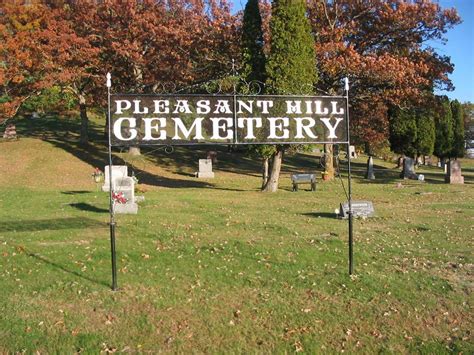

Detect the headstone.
[
  {"left": 102, "top": 165, "right": 128, "bottom": 192},
  {"left": 349, "top": 145, "right": 357, "bottom": 159},
  {"left": 31, "top": 112, "right": 40, "bottom": 119},
  {"left": 445, "top": 160, "right": 464, "bottom": 184},
  {"left": 196, "top": 159, "right": 214, "bottom": 178},
  {"left": 206, "top": 151, "right": 218, "bottom": 164},
  {"left": 113, "top": 177, "right": 138, "bottom": 214},
  {"left": 400, "top": 157, "right": 418, "bottom": 180},
  {"left": 2, "top": 124, "right": 17, "bottom": 139},
  {"left": 338, "top": 200, "right": 375, "bottom": 219},
  {"left": 365, "top": 156, "right": 375, "bottom": 180}
]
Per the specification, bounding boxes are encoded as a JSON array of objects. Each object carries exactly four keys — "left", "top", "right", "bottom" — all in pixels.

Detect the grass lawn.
[{"left": 0, "top": 115, "right": 472, "bottom": 353}]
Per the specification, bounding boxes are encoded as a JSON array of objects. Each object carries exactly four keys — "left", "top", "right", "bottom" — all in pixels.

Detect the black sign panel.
[{"left": 110, "top": 94, "right": 348, "bottom": 146}]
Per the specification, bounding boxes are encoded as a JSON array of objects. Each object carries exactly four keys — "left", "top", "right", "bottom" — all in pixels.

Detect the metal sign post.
[
  {"left": 344, "top": 77, "right": 354, "bottom": 275},
  {"left": 107, "top": 73, "right": 118, "bottom": 291}
]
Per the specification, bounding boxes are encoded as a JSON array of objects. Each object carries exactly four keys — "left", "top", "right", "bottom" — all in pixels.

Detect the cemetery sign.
[
  {"left": 110, "top": 94, "right": 348, "bottom": 146},
  {"left": 105, "top": 74, "right": 355, "bottom": 291}
]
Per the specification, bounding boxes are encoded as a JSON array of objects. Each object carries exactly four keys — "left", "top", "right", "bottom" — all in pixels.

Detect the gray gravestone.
[
  {"left": 445, "top": 160, "right": 464, "bottom": 184},
  {"left": 197, "top": 159, "right": 214, "bottom": 178},
  {"left": 113, "top": 177, "right": 138, "bottom": 214},
  {"left": 102, "top": 165, "right": 128, "bottom": 191},
  {"left": 400, "top": 157, "right": 418, "bottom": 180},
  {"left": 365, "top": 156, "right": 375, "bottom": 180},
  {"left": 338, "top": 200, "right": 375, "bottom": 219}
]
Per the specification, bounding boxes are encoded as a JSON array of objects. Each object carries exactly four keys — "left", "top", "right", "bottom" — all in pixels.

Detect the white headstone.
[
  {"left": 365, "top": 156, "right": 375, "bottom": 180},
  {"left": 113, "top": 177, "right": 138, "bottom": 214},
  {"left": 197, "top": 159, "right": 214, "bottom": 178},
  {"left": 102, "top": 165, "right": 128, "bottom": 192},
  {"left": 349, "top": 145, "right": 357, "bottom": 159}
]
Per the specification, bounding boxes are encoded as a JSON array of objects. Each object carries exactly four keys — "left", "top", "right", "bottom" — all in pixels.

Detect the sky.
[
  {"left": 433, "top": 0, "right": 474, "bottom": 103},
  {"left": 232, "top": 0, "right": 474, "bottom": 103}
]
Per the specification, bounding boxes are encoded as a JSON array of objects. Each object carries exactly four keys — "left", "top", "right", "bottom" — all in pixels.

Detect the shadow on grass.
[
  {"left": 302, "top": 212, "right": 338, "bottom": 219},
  {"left": 0, "top": 217, "right": 105, "bottom": 233},
  {"left": 61, "top": 190, "right": 91, "bottom": 195},
  {"left": 69, "top": 203, "right": 108, "bottom": 213},
  {"left": 27, "top": 252, "right": 110, "bottom": 288}
]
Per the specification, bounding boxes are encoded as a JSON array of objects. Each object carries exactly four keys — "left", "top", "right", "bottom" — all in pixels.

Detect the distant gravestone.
[
  {"left": 196, "top": 159, "right": 214, "bottom": 178},
  {"left": 2, "top": 124, "right": 17, "bottom": 139},
  {"left": 349, "top": 145, "right": 357, "bottom": 159},
  {"left": 445, "top": 160, "right": 464, "bottom": 184},
  {"left": 400, "top": 157, "right": 418, "bottom": 180},
  {"left": 338, "top": 200, "right": 375, "bottom": 219},
  {"left": 102, "top": 165, "right": 128, "bottom": 192},
  {"left": 365, "top": 156, "right": 375, "bottom": 180},
  {"left": 113, "top": 177, "right": 138, "bottom": 214}
]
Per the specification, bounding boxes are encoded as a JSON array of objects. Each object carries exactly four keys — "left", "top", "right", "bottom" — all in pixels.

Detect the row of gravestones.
[
  {"left": 105, "top": 152, "right": 463, "bottom": 215},
  {"left": 364, "top": 156, "right": 464, "bottom": 184}
]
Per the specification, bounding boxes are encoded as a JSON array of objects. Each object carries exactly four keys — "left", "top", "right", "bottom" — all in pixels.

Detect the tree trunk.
[
  {"left": 79, "top": 94, "right": 88, "bottom": 145},
  {"left": 324, "top": 143, "right": 335, "bottom": 180},
  {"left": 261, "top": 157, "right": 269, "bottom": 190},
  {"left": 104, "top": 112, "right": 109, "bottom": 140},
  {"left": 263, "top": 148, "right": 283, "bottom": 192}
]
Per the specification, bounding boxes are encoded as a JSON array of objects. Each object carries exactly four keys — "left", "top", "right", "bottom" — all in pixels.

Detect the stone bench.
[{"left": 291, "top": 174, "right": 316, "bottom": 192}]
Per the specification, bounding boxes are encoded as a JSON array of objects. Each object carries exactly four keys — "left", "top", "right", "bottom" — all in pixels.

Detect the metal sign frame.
[{"left": 106, "top": 74, "right": 354, "bottom": 291}]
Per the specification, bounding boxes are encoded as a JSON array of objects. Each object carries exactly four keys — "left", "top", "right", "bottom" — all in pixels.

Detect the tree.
[
  {"left": 306, "top": 0, "right": 460, "bottom": 148},
  {"left": 0, "top": 3, "right": 53, "bottom": 123},
  {"left": 415, "top": 109, "right": 435, "bottom": 160},
  {"left": 40, "top": 2, "right": 101, "bottom": 145},
  {"left": 263, "top": 0, "right": 317, "bottom": 192},
  {"left": 389, "top": 107, "right": 417, "bottom": 158},
  {"left": 450, "top": 99, "right": 464, "bottom": 158},
  {"left": 240, "top": 0, "right": 272, "bottom": 188},
  {"left": 461, "top": 102, "right": 474, "bottom": 148},
  {"left": 434, "top": 96, "right": 453, "bottom": 163},
  {"left": 241, "top": 0, "right": 266, "bottom": 84},
  {"left": 90, "top": 0, "right": 238, "bottom": 154}
]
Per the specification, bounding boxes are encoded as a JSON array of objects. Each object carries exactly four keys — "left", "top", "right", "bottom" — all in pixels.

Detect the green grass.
[{"left": 0, "top": 115, "right": 472, "bottom": 353}]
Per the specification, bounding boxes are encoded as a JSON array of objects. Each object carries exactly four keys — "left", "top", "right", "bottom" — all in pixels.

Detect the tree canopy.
[{"left": 0, "top": 0, "right": 463, "bottom": 154}]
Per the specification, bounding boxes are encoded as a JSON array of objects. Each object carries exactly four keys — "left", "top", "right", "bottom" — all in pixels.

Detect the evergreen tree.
[
  {"left": 389, "top": 107, "right": 417, "bottom": 158},
  {"left": 241, "top": 0, "right": 266, "bottom": 84},
  {"left": 263, "top": 0, "right": 317, "bottom": 192},
  {"left": 415, "top": 109, "right": 435, "bottom": 158},
  {"left": 450, "top": 99, "right": 465, "bottom": 158},
  {"left": 241, "top": 0, "right": 274, "bottom": 188},
  {"left": 265, "top": 0, "right": 317, "bottom": 95},
  {"left": 434, "top": 96, "right": 453, "bottom": 161}
]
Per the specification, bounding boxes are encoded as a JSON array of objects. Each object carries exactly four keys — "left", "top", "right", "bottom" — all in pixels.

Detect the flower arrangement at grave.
[
  {"left": 112, "top": 191, "right": 128, "bottom": 204},
  {"left": 92, "top": 167, "right": 104, "bottom": 183}
]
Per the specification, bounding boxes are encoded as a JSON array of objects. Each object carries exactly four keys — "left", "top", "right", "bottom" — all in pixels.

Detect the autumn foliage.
[{"left": 0, "top": 0, "right": 461, "bottom": 149}]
